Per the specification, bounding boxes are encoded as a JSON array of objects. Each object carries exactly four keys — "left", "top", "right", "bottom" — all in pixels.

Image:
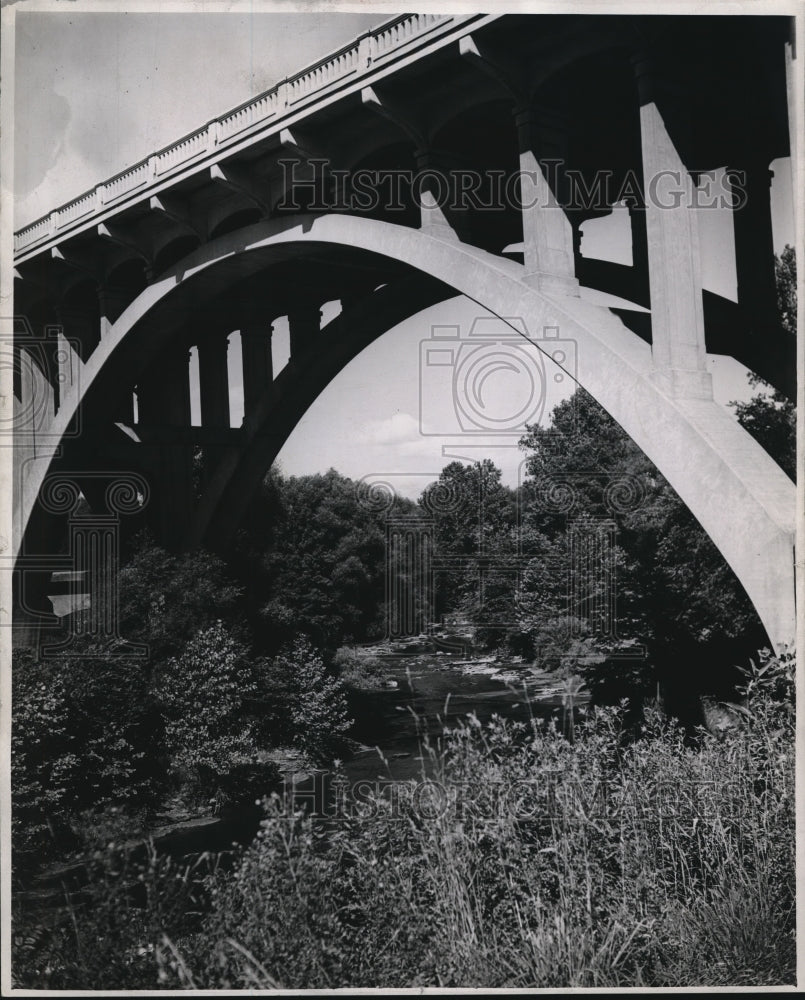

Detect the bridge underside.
[
  {"left": 11, "top": 12, "right": 797, "bottom": 652},
  {"left": 14, "top": 215, "right": 797, "bottom": 653}
]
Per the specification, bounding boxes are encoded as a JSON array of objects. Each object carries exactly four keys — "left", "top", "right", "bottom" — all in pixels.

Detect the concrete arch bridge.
[{"left": 11, "top": 12, "right": 797, "bottom": 651}]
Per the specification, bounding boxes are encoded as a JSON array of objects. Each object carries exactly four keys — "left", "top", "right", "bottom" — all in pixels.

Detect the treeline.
[
  {"left": 227, "top": 383, "right": 786, "bottom": 718},
  {"left": 12, "top": 366, "right": 793, "bottom": 864}
]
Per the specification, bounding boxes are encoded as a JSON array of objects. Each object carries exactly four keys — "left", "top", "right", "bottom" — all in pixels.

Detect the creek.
[{"left": 281, "top": 653, "right": 582, "bottom": 819}]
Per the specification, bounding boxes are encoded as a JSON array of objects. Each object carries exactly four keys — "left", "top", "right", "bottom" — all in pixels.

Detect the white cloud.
[{"left": 358, "top": 412, "right": 421, "bottom": 446}]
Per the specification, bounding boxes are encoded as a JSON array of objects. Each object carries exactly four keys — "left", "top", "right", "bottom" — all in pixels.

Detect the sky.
[{"left": 12, "top": 9, "right": 796, "bottom": 498}]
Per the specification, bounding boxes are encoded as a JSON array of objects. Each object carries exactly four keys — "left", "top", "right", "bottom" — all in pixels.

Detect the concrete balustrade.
[{"left": 14, "top": 12, "right": 480, "bottom": 256}]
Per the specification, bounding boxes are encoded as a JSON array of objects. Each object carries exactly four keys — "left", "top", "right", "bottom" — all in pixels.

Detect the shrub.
[
  {"left": 12, "top": 644, "right": 163, "bottom": 859},
  {"left": 154, "top": 622, "right": 259, "bottom": 803},
  {"left": 11, "top": 650, "right": 79, "bottom": 855},
  {"left": 263, "top": 637, "right": 353, "bottom": 763},
  {"left": 332, "top": 646, "right": 388, "bottom": 690},
  {"left": 735, "top": 646, "right": 794, "bottom": 723}
]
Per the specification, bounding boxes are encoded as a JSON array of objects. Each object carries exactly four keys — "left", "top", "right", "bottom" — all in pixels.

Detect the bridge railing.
[{"left": 14, "top": 12, "right": 472, "bottom": 257}]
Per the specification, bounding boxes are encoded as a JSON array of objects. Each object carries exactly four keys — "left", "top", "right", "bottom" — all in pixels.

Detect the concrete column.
[
  {"left": 288, "top": 303, "right": 321, "bottom": 361},
  {"left": 629, "top": 202, "right": 651, "bottom": 306},
  {"left": 785, "top": 28, "right": 798, "bottom": 177},
  {"left": 633, "top": 53, "right": 712, "bottom": 399},
  {"left": 137, "top": 348, "right": 192, "bottom": 426},
  {"left": 98, "top": 284, "right": 131, "bottom": 340},
  {"left": 197, "top": 332, "right": 230, "bottom": 487},
  {"left": 57, "top": 304, "right": 99, "bottom": 362},
  {"left": 240, "top": 319, "right": 274, "bottom": 416},
  {"left": 198, "top": 332, "right": 230, "bottom": 428},
  {"left": 732, "top": 157, "right": 778, "bottom": 333},
  {"left": 136, "top": 348, "right": 194, "bottom": 548},
  {"left": 413, "top": 148, "right": 458, "bottom": 240},
  {"left": 513, "top": 106, "right": 579, "bottom": 297}
]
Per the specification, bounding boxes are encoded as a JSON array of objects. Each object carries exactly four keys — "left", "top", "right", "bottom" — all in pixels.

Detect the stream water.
[
  {"left": 282, "top": 653, "right": 577, "bottom": 818},
  {"left": 25, "top": 654, "right": 577, "bottom": 906},
  {"left": 346, "top": 656, "right": 564, "bottom": 778}
]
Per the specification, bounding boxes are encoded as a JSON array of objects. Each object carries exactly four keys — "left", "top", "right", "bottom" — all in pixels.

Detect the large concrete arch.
[{"left": 15, "top": 214, "right": 796, "bottom": 649}]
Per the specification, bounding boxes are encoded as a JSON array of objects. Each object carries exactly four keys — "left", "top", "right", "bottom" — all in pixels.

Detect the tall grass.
[{"left": 13, "top": 655, "right": 795, "bottom": 989}]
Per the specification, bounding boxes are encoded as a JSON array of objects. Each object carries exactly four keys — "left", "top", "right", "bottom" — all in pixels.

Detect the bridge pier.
[
  {"left": 198, "top": 330, "right": 231, "bottom": 428},
  {"left": 289, "top": 302, "right": 322, "bottom": 361},
  {"left": 136, "top": 348, "right": 195, "bottom": 549},
  {"left": 633, "top": 52, "right": 713, "bottom": 401},
  {"left": 514, "top": 106, "right": 579, "bottom": 297},
  {"left": 732, "top": 156, "right": 780, "bottom": 332},
  {"left": 197, "top": 328, "right": 231, "bottom": 486},
  {"left": 240, "top": 316, "right": 274, "bottom": 418},
  {"left": 414, "top": 147, "right": 470, "bottom": 241}
]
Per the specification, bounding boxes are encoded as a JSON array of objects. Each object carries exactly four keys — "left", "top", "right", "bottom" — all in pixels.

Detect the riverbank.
[
  {"left": 14, "top": 653, "right": 794, "bottom": 990},
  {"left": 14, "top": 651, "right": 585, "bottom": 903}
]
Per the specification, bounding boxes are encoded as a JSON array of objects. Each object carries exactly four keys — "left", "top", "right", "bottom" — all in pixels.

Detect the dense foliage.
[
  {"left": 252, "top": 636, "right": 353, "bottom": 763},
  {"left": 154, "top": 622, "right": 260, "bottom": 801},
  {"left": 232, "top": 467, "right": 412, "bottom": 655},
  {"left": 13, "top": 649, "right": 795, "bottom": 989},
  {"left": 11, "top": 540, "right": 352, "bottom": 860},
  {"left": 11, "top": 643, "right": 162, "bottom": 857},
  {"left": 516, "top": 389, "right": 768, "bottom": 718}
]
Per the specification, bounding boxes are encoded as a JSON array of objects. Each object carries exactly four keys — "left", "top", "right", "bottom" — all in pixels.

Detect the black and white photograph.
[{"left": 1, "top": 1, "right": 802, "bottom": 992}]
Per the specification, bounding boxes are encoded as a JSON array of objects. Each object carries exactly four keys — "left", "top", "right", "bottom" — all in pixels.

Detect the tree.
[
  {"left": 730, "top": 245, "right": 797, "bottom": 480},
  {"left": 152, "top": 621, "right": 282, "bottom": 812},
  {"left": 260, "top": 636, "right": 353, "bottom": 763},
  {"left": 418, "top": 460, "right": 517, "bottom": 645},
  {"left": 11, "top": 641, "right": 164, "bottom": 856},
  {"left": 235, "top": 468, "right": 409, "bottom": 654},
  {"left": 154, "top": 621, "right": 257, "bottom": 778},
  {"left": 516, "top": 389, "right": 766, "bottom": 714},
  {"left": 118, "top": 533, "right": 245, "bottom": 667}
]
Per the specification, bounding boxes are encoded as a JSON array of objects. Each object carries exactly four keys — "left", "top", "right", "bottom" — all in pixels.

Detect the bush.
[
  {"left": 332, "top": 646, "right": 388, "bottom": 690},
  {"left": 267, "top": 637, "right": 353, "bottom": 763},
  {"left": 12, "top": 644, "right": 163, "bottom": 859},
  {"left": 11, "top": 649, "right": 79, "bottom": 855},
  {"left": 154, "top": 622, "right": 260, "bottom": 804}
]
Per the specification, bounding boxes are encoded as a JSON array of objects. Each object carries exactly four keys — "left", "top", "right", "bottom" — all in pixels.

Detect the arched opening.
[{"left": 14, "top": 214, "right": 795, "bottom": 651}]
